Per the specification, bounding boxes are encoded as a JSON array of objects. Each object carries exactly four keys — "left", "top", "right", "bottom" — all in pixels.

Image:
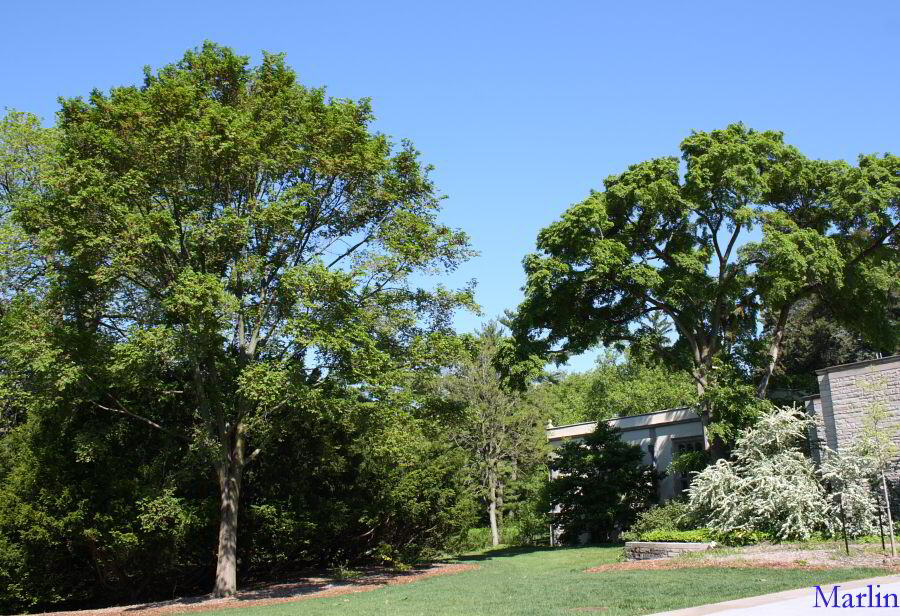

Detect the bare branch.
[{"left": 90, "top": 401, "right": 190, "bottom": 442}]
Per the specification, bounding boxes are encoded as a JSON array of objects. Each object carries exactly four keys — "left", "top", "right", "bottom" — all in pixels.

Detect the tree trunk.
[
  {"left": 693, "top": 362, "right": 728, "bottom": 460},
  {"left": 757, "top": 303, "right": 791, "bottom": 399},
  {"left": 213, "top": 460, "right": 243, "bottom": 597},
  {"left": 693, "top": 367, "right": 715, "bottom": 451},
  {"left": 488, "top": 471, "right": 500, "bottom": 547},
  {"left": 882, "top": 468, "right": 896, "bottom": 558}
]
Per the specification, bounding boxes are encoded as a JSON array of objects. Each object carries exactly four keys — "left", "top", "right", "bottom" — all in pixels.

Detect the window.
[{"left": 673, "top": 438, "right": 704, "bottom": 493}]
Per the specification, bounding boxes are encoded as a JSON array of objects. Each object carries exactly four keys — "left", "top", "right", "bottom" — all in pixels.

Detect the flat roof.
[
  {"left": 548, "top": 406, "right": 693, "bottom": 429},
  {"left": 546, "top": 406, "right": 701, "bottom": 441},
  {"left": 548, "top": 420, "right": 598, "bottom": 430},
  {"left": 815, "top": 354, "right": 899, "bottom": 375}
]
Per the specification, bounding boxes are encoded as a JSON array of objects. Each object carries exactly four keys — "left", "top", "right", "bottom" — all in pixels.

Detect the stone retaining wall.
[{"left": 624, "top": 541, "right": 713, "bottom": 561}]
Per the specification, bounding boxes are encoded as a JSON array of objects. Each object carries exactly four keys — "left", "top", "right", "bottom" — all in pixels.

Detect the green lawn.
[{"left": 193, "top": 546, "right": 890, "bottom": 616}]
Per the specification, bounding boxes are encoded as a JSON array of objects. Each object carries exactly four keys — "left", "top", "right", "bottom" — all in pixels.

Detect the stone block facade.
[
  {"left": 624, "top": 541, "right": 713, "bottom": 561},
  {"left": 807, "top": 356, "right": 900, "bottom": 464}
]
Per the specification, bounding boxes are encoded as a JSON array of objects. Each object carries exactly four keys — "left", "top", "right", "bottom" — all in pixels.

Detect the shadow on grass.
[
  {"left": 118, "top": 565, "right": 458, "bottom": 613},
  {"left": 456, "top": 543, "right": 624, "bottom": 562}
]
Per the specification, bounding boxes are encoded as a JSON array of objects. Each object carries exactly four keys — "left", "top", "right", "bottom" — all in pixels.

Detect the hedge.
[{"left": 621, "top": 529, "right": 771, "bottom": 546}]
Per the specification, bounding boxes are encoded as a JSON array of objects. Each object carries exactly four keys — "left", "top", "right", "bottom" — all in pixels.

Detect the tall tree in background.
[
  {"left": 747, "top": 148, "right": 898, "bottom": 396},
  {"left": 0, "top": 112, "right": 56, "bottom": 435},
  {"left": 21, "top": 44, "right": 474, "bottom": 596},
  {"left": 505, "top": 125, "right": 898, "bottom": 445},
  {"left": 525, "top": 371, "right": 596, "bottom": 427},
  {"left": 762, "top": 296, "right": 879, "bottom": 394},
  {"left": 440, "top": 323, "right": 544, "bottom": 546},
  {"left": 586, "top": 348, "right": 698, "bottom": 419},
  {"left": 525, "top": 349, "right": 697, "bottom": 426},
  {"left": 0, "top": 112, "right": 52, "bottom": 299},
  {"left": 827, "top": 153, "right": 900, "bottom": 348}
]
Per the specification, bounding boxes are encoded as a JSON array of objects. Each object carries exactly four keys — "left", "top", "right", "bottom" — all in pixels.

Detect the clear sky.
[{"left": 3, "top": 1, "right": 898, "bottom": 371}]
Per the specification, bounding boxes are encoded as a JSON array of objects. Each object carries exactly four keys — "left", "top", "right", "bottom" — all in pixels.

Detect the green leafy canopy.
[{"left": 505, "top": 123, "right": 898, "bottom": 438}]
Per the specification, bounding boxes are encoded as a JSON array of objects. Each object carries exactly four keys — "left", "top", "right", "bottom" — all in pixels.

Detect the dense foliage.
[
  {"left": 0, "top": 44, "right": 483, "bottom": 610},
  {"left": 620, "top": 529, "right": 771, "bottom": 546},
  {"left": 819, "top": 448, "right": 880, "bottom": 538},
  {"left": 0, "top": 384, "right": 479, "bottom": 612},
  {"left": 687, "top": 407, "right": 828, "bottom": 539},
  {"left": 547, "top": 422, "right": 657, "bottom": 543},
  {"left": 528, "top": 349, "right": 697, "bottom": 426},
  {"left": 626, "top": 500, "right": 698, "bottom": 535},
  {"left": 623, "top": 501, "right": 772, "bottom": 545},
  {"left": 587, "top": 350, "right": 698, "bottom": 419},
  {"left": 686, "top": 406, "right": 890, "bottom": 541},
  {"left": 437, "top": 323, "right": 546, "bottom": 546},
  {"left": 505, "top": 124, "right": 899, "bottom": 446},
  {"left": 1, "top": 43, "right": 896, "bottom": 611},
  {"left": 761, "top": 297, "right": 881, "bottom": 395}
]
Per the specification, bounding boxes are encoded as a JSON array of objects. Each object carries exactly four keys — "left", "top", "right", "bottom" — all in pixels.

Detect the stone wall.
[
  {"left": 812, "top": 357, "right": 900, "bottom": 456},
  {"left": 624, "top": 541, "right": 713, "bottom": 561}
]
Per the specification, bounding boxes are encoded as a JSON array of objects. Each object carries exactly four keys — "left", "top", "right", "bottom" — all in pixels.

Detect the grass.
[{"left": 190, "top": 546, "right": 891, "bottom": 616}]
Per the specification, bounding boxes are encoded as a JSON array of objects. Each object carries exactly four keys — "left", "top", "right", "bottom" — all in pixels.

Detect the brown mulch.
[
  {"left": 585, "top": 542, "right": 900, "bottom": 574},
  {"left": 39, "top": 563, "right": 479, "bottom": 616}
]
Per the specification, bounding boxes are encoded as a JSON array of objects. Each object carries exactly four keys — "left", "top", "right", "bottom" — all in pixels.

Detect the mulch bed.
[
  {"left": 586, "top": 544, "right": 900, "bottom": 574},
  {"left": 39, "top": 563, "right": 479, "bottom": 616}
]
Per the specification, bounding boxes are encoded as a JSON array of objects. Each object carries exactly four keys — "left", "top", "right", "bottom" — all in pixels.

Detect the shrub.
[
  {"left": 451, "top": 527, "right": 494, "bottom": 553},
  {"left": 621, "top": 529, "right": 711, "bottom": 543},
  {"left": 503, "top": 513, "right": 550, "bottom": 547},
  {"left": 548, "top": 421, "right": 659, "bottom": 544},
  {"left": 712, "top": 529, "right": 772, "bottom": 546},
  {"left": 627, "top": 500, "right": 698, "bottom": 534},
  {"left": 621, "top": 528, "right": 771, "bottom": 546},
  {"left": 687, "top": 406, "right": 828, "bottom": 540},
  {"left": 819, "top": 448, "right": 879, "bottom": 537},
  {"left": 668, "top": 450, "right": 708, "bottom": 476}
]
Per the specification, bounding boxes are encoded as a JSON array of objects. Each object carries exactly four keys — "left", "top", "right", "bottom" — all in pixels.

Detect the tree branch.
[{"left": 90, "top": 401, "right": 190, "bottom": 442}]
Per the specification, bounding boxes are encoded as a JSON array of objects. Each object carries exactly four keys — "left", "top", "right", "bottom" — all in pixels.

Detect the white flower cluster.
[
  {"left": 820, "top": 446, "right": 880, "bottom": 537},
  {"left": 687, "top": 406, "right": 880, "bottom": 540}
]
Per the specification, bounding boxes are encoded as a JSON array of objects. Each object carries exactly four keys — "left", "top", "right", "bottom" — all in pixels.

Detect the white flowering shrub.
[
  {"left": 687, "top": 406, "right": 828, "bottom": 540},
  {"left": 820, "top": 447, "right": 879, "bottom": 537},
  {"left": 731, "top": 405, "right": 814, "bottom": 462}
]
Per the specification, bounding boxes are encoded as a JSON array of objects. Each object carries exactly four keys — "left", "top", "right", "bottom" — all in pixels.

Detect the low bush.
[
  {"left": 627, "top": 500, "right": 698, "bottom": 534},
  {"left": 712, "top": 530, "right": 772, "bottom": 546},
  {"left": 503, "top": 517, "right": 550, "bottom": 547},
  {"left": 668, "top": 450, "right": 708, "bottom": 476},
  {"left": 451, "top": 518, "right": 551, "bottom": 553},
  {"left": 621, "top": 528, "right": 771, "bottom": 546},
  {"left": 451, "top": 527, "right": 494, "bottom": 552},
  {"left": 621, "top": 529, "right": 711, "bottom": 543}
]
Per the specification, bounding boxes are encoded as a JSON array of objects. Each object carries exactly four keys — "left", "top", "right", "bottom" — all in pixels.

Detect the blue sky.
[{"left": 3, "top": 1, "right": 898, "bottom": 371}]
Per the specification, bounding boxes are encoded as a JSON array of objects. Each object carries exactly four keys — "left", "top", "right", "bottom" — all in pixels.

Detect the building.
[
  {"left": 545, "top": 406, "right": 706, "bottom": 503},
  {"left": 805, "top": 355, "right": 900, "bottom": 464},
  {"left": 544, "top": 355, "right": 899, "bottom": 544},
  {"left": 545, "top": 356, "right": 900, "bottom": 495}
]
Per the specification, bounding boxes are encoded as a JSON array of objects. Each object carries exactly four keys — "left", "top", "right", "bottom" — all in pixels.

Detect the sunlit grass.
[{"left": 189, "top": 545, "right": 890, "bottom": 616}]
